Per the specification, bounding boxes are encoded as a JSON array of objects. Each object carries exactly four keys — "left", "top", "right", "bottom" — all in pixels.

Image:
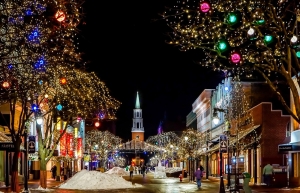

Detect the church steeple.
[
  {"left": 135, "top": 92, "right": 140, "bottom": 109},
  {"left": 131, "top": 91, "right": 144, "bottom": 141}
]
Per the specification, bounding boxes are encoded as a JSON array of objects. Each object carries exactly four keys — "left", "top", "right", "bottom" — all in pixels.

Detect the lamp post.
[
  {"left": 22, "top": 130, "right": 28, "bottom": 193},
  {"left": 212, "top": 108, "right": 229, "bottom": 193},
  {"left": 206, "top": 140, "right": 209, "bottom": 180}
]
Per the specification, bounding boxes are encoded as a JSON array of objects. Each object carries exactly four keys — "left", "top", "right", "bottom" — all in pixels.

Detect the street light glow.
[{"left": 36, "top": 117, "right": 43, "bottom": 125}]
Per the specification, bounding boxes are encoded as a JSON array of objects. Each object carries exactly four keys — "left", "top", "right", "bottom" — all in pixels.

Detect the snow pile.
[
  {"left": 165, "top": 167, "right": 182, "bottom": 173},
  {"left": 30, "top": 186, "right": 52, "bottom": 191},
  {"left": 59, "top": 170, "right": 142, "bottom": 189},
  {"left": 105, "top": 167, "right": 129, "bottom": 176}
]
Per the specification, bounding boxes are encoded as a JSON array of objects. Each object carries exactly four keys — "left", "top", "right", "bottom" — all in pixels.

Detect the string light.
[{"left": 163, "top": 0, "right": 300, "bottom": 123}]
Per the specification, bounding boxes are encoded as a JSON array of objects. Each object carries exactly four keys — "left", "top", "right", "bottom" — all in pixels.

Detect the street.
[{"left": 13, "top": 173, "right": 299, "bottom": 193}]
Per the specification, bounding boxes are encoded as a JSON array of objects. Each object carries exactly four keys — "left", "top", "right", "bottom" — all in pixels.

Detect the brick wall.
[{"left": 251, "top": 103, "right": 290, "bottom": 166}]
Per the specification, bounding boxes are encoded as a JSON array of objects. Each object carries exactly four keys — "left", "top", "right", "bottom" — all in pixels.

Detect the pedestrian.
[
  {"left": 125, "top": 165, "right": 129, "bottom": 172},
  {"left": 141, "top": 165, "right": 146, "bottom": 178},
  {"left": 194, "top": 167, "right": 203, "bottom": 189},
  {"left": 200, "top": 165, "right": 204, "bottom": 172},
  {"left": 129, "top": 165, "right": 134, "bottom": 179},
  {"left": 138, "top": 165, "right": 141, "bottom": 174},
  {"left": 50, "top": 165, "right": 57, "bottom": 179},
  {"left": 263, "top": 163, "right": 274, "bottom": 187}
]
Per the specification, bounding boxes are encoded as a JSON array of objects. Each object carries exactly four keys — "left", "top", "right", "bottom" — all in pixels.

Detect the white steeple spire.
[{"left": 135, "top": 92, "right": 140, "bottom": 109}]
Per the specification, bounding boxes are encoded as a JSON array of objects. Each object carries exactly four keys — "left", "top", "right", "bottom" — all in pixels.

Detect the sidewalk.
[
  {"left": 0, "top": 178, "right": 63, "bottom": 192},
  {"left": 207, "top": 176, "right": 300, "bottom": 192}
]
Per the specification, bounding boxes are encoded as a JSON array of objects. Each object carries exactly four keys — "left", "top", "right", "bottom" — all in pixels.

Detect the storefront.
[{"left": 278, "top": 130, "right": 300, "bottom": 187}]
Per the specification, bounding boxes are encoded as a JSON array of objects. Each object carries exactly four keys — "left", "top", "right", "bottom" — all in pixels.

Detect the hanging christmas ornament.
[
  {"left": 60, "top": 77, "right": 67, "bottom": 85},
  {"left": 55, "top": 10, "right": 66, "bottom": 22},
  {"left": 2, "top": 81, "right": 10, "bottom": 88},
  {"left": 200, "top": 2, "right": 210, "bottom": 13},
  {"left": 296, "top": 50, "right": 300, "bottom": 58},
  {"left": 216, "top": 39, "right": 229, "bottom": 53},
  {"left": 230, "top": 52, "right": 242, "bottom": 64},
  {"left": 264, "top": 35, "right": 274, "bottom": 45}
]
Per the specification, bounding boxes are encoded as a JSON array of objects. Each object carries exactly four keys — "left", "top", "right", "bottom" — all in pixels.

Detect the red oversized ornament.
[
  {"left": 200, "top": 2, "right": 210, "bottom": 13},
  {"left": 60, "top": 77, "right": 67, "bottom": 85},
  {"left": 55, "top": 10, "right": 66, "bottom": 22},
  {"left": 2, "top": 81, "right": 10, "bottom": 88}
]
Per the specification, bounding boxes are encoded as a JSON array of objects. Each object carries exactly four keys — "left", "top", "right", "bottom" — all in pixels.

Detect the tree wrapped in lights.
[
  {"left": 85, "top": 130, "right": 122, "bottom": 167},
  {"left": 0, "top": 0, "right": 84, "bottom": 191},
  {"left": 35, "top": 68, "right": 120, "bottom": 188},
  {"left": 177, "top": 128, "right": 204, "bottom": 160},
  {"left": 146, "top": 131, "right": 180, "bottom": 160},
  {"left": 177, "top": 128, "right": 204, "bottom": 182},
  {"left": 164, "top": 0, "right": 300, "bottom": 123},
  {"left": 228, "top": 77, "right": 253, "bottom": 134}
]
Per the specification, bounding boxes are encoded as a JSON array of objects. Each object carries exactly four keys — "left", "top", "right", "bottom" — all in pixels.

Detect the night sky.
[{"left": 79, "top": 0, "right": 223, "bottom": 140}]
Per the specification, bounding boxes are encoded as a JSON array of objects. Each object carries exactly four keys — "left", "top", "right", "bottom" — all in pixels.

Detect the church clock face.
[{"left": 136, "top": 135, "right": 139, "bottom": 139}]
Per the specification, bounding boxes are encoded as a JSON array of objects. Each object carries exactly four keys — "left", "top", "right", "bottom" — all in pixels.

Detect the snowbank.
[
  {"left": 59, "top": 170, "right": 142, "bottom": 189},
  {"left": 105, "top": 167, "right": 129, "bottom": 176},
  {"left": 165, "top": 167, "right": 182, "bottom": 173}
]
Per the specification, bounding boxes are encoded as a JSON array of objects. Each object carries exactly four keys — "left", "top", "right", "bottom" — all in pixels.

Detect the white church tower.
[{"left": 131, "top": 92, "right": 144, "bottom": 141}]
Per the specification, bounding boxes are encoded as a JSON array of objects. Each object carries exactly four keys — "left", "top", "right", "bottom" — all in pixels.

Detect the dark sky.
[{"left": 79, "top": 0, "right": 223, "bottom": 140}]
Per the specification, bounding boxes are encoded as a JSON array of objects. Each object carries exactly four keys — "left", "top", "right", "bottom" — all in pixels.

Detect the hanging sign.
[
  {"left": 28, "top": 136, "right": 36, "bottom": 153},
  {"left": 219, "top": 134, "right": 228, "bottom": 153}
]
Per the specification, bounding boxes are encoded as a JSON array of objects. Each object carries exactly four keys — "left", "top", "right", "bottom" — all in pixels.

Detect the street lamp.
[
  {"left": 36, "top": 116, "right": 43, "bottom": 125},
  {"left": 212, "top": 112, "right": 220, "bottom": 124},
  {"left": 212, "top": 108, "right": 228, "bottom": 193}
]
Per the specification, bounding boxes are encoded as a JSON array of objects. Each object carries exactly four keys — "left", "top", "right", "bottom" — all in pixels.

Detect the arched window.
[{"left": 137, "top": 122, "right": 139, "bottom": 128}]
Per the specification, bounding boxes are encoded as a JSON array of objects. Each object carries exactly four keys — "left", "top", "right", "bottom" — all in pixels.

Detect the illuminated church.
[{"left": 131, "top": 92, "right": 144, "bottom": 141}]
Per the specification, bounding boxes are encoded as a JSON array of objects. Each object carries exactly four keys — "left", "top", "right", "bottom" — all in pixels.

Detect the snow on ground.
[
  {"left": 165, "top": 167, "right": 182, "bottom": 173},
  {"left": 29, "top": 186, "right": 52, "bottom": 191},
  {"left": 59, "top": 169, "right": 142, "bottom": 190},
  {"left": 105, "top": 167, "right": 129, "bottom": 176}
]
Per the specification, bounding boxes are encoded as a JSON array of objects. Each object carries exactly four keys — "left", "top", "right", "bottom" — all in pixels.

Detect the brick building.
[{"left": 191, "top": 77, "right": 292, "bottom": 188}]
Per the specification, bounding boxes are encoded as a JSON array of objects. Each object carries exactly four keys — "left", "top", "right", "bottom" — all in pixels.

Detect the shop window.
[{"left": 292, "top": 152, "right": 299, "bottom": 177}]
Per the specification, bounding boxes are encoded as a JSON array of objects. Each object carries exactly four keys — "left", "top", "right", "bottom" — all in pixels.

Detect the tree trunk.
[
  {"left": 40, "top": 170, "right": 47, "bottom": 189},
  {"left": 11, "top": 150, "right": 20, "bottom": 192},
  {"left": 40, "top": 156, "right": 47, "bottom": 189}
]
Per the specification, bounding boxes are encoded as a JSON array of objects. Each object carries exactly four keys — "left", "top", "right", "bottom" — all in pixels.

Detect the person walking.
[
  {"left": 50, "top": 165, "right": 57, "bottom": 179},
  {"left": 194, "top": 167, "right": 203, "bottom": 189},
  {"left": 141, "top": 165, "right": 146, "bottom": 178},
  {"left": 263, "top": 163, "right": 274, "bottom": 187},
  {"left": 138, "top": 165, "right": 141, "bottom": 175},
  {"left": 129, "top": 165, "right": 134, "bottom": 179}
]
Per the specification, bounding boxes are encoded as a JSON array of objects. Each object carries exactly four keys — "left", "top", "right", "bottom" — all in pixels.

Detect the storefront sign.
[
  {"left": 28, "top": 136, "right": 36, "bottom": 153},
  {"left": 0, "top": 142, "right": 14, "bottom": 150},
  {"left": 278, "top": 144, "right": 292, "bottom": 151}
]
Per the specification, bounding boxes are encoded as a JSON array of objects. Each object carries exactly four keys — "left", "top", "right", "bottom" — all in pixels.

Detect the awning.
[
  {"left": 278, "top": 142, "right": 300, "bottom": 153},
  {"left": 205, "top": 125, "right": 260, "bottom": 154}
]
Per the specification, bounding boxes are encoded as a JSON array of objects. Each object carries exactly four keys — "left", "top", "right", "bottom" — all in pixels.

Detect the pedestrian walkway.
[{"left": 0, "top": 174, "right": 299, "bottom": 193}]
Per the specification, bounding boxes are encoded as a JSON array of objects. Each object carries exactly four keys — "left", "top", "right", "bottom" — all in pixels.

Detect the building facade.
[{"left": 191, "top": 77, "right": 292, "bottom": 187}]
